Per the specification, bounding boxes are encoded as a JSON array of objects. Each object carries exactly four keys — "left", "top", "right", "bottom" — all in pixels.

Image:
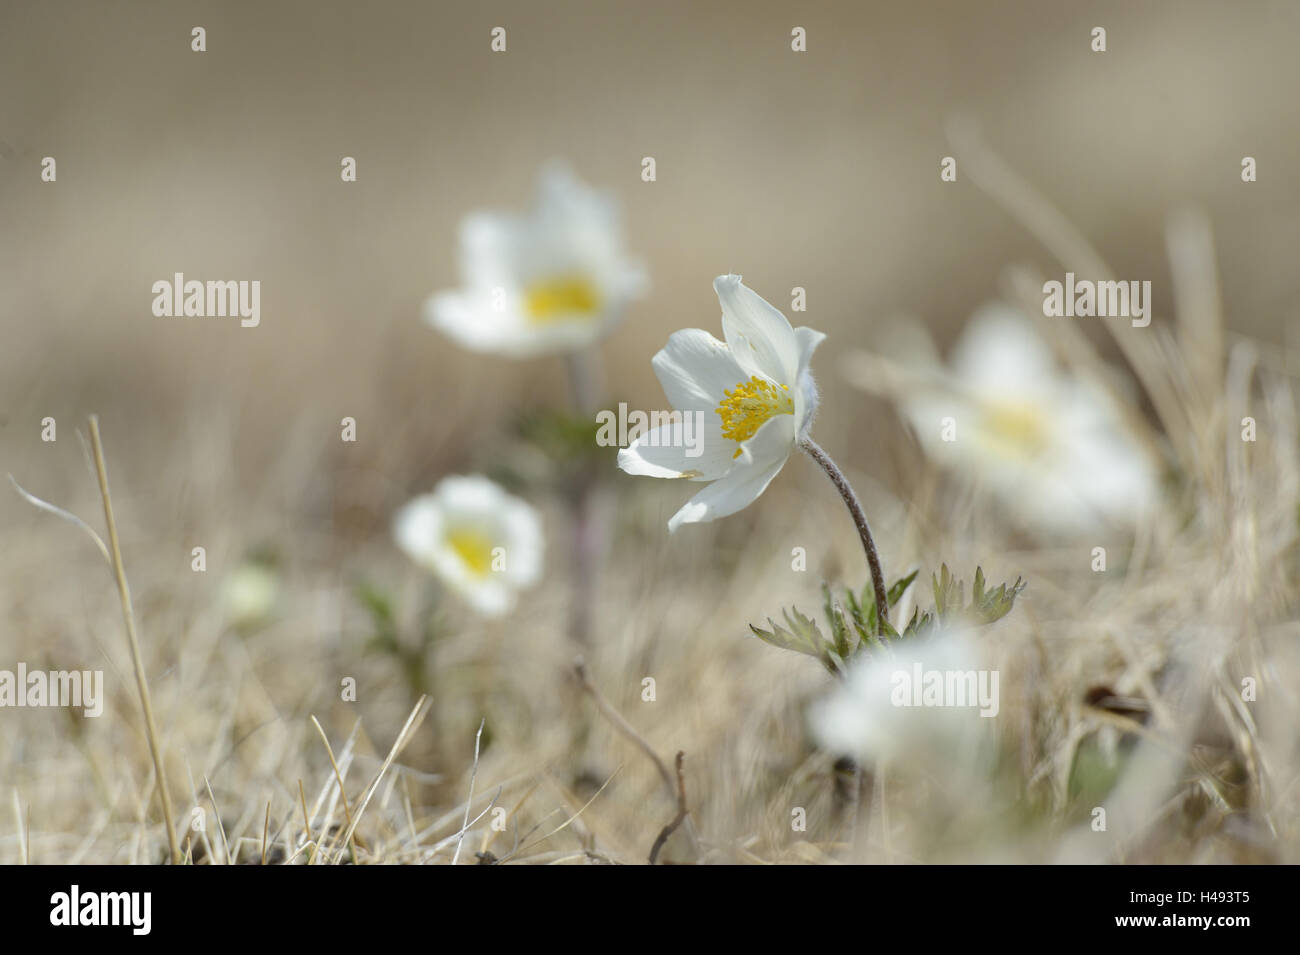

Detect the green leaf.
[
  {"left": 886, "top": 569, "right": 919, "bottom": 607},
  {"left": 822, "top": 584, "right": 852, "bottom": 660},
  {"left": 356, "top": 582, "right": 394, "bottom": 627},
  {"left": 516, "top": 408, "right": 606, "bottom": 465}
]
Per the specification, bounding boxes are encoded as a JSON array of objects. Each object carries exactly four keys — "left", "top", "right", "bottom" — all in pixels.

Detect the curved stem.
[{"left": 800, "top": 437, "right": 889, "bottom": 633}]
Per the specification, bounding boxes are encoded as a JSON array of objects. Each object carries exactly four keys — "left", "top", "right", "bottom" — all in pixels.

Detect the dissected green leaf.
[
  {"left": 750, "top": 566, "right": 1023, "bottom": 668},
  {"left": 750, "top": 605, "right": 843, "bottom": 673}
]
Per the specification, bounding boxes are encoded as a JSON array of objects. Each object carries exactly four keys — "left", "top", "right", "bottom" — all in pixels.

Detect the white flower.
[
  {"left": 808, "top": 628, "right": 994, "bottom": 768},
  {"left": 617, "top": 274, "right": 825, "bottom": 532},
  {"left": 393, "top": 476, "right": 543, "bottom": 617},
  {"left": 425, "top": 164, "right": 648, "bottom": 358},
  {"left": 900, "top": 304, "right": 1159, "bottom": 532}
]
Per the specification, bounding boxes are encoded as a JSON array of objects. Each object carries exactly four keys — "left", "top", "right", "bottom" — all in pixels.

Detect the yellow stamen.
[
  {"left": 523, "top": 275, "right": 601, "bottom": 325},
  {"left": 981, "top": 400, "right": 1050, "bottom": 457},
  {"left": 717, "top": 376, "right": 794, "bottom": 458},
  {"left": 447, "top": 528, "right": 495, "bottom": 577}
]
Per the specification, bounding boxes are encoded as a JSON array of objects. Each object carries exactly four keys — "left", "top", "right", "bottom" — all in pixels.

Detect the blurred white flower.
[
  {"left": 425, "top": 164, "right": 648, "bottom": 358},
  {"left": 221, "top": 560, "right": 279, "bottom": 628},
  {"left": 617, "top": 274, "right": 826, "bottom": 532},
  {"left": 393, "top": 475, "right": 543, "bottom": 617},
  {"left": 808, "top": 628, "right": 995, "bottom": 768},
  {"left": 900, "top": 304, "right": 1159, "bottom": 532}
]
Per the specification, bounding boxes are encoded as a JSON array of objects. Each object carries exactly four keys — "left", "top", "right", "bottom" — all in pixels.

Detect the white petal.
[
  {"left": 424, "top": 291, "right": 513, "bottom": 353},
  {"left": 666, "top": 413, "right": 795, "bottom": 531},
  {"left": 651, "top": 328, "right": 748, "bottom": 412},
  {"left": 617, "top": 418, "right": 734, "bottom": 482},
  {"left": 899, "top": 392, "right": 963, "bottom": 458},
  {"left": 607, "top": 259, "right": 651, "bottom": 304},
  {"left": 498, "top": 496, "right": 545, "bottom": 586},
  {"left": 459, "top": 212, "right": 525, "bottom": 290},
  {"left": 424, "top": 292, "right": 607, "bottom": 359},
  {"left": 667, "top": 452, "right": 788, "bottom": 532},
  {"left": 808, "top": 629, "right": 989, "bottom": 763},
  {"left": 535, "top": 162, "right": 616, "bottom": 231},
  {"left": 456, "top": 578, "right": 514, "bottom": 617},
  {"left": 492, "top": 318, "right": 608, "bottom": 358},
  {"left": 950, "top": 305, "right": 1056, "bottom": 398},
  {"left": 393, "top": 495, "right": 443, "bottom": 565},
  {"left": 790, "top": 328, "right": 826, "bottom": 435},
  {"left": 434, "top": 475, "right": 508, "bottom": 513},
  {"left": 714, "top": 274, "right": 800, "bottom": 385},
  {"left": 794, "top": 326, "right": 827, "bottom": 370},
  {"left": 732, "top": 408, "right": 798, "bottom": 469}
]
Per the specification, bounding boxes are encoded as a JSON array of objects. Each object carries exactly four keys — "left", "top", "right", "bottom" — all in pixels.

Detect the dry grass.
[{"left": 3, "top": 280, "right": 1297, "bottom": 864}]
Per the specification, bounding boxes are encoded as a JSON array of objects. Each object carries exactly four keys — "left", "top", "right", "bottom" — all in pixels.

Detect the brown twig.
[
  {"left": 648, "top": 752, "right": 689, "bottom": 865},
  {"left": 574, "top": 657, "right": 675, "bottom": 796}
]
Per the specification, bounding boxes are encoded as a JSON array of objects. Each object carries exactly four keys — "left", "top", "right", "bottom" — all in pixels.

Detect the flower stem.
[
  {"left": 565, "top": 347, "right": 607, "bottom": 649},
  {"left": 800, "top": 437, "right": 889, "bottom": 632}
]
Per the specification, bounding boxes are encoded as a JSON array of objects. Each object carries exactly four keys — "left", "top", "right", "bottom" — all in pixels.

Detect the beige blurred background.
[{"left": 3, "top": 0, "right": 1297, "bottom": 473}]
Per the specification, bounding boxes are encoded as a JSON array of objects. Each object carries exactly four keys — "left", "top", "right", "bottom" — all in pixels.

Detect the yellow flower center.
[
  {"left": 717, "top": 376, "right": 794, "bottom": 457},
  {"left": 980, "top": 400, "right": 1050, "bottom": 458},
  {"left": 447, "top": 527, "right": 495, "bottom": 578},
  {"left": 523, "top": 275, "right": 602, "bottom": 325}
]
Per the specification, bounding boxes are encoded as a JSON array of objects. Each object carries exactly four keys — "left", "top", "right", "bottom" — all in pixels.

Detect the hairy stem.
[{"left": 800, "top": 437, "right": 889, "bottom": 632}]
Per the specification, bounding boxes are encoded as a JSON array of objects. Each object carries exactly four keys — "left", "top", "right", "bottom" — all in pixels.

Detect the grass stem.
[{"left": 88, "top": 415, "right": 181, "bottom": 865}]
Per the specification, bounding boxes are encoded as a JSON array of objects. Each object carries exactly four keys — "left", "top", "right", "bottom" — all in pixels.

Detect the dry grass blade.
[
  {"left": 309, "top": 716, "right": 358, "bottom": 863},
  {"left": 297, "top": 780, "right": 317, "bottom": 864},
  {"left": 204, "top": 776, "right": 232, "bottom": 865},
  {"left": 337, "top": 695, "right": 431, "bottom": 853},
  {"left": 8, "top": 474, "right": 111, "bottom": 566},
  {"left": 260, "top": 802, "right": 271, "bottom": 866},
  {"left": 513, "top": 767, "right": 623, "bottom": 859},
  {"left": 87, "top": 416, "right": 180, "bottom": 866},
  {"left": 11, "top": 789, "right": 27, "bottom": 865},
  {"left": 451, "top": 718, "right": 485, "bottom": 866}
]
